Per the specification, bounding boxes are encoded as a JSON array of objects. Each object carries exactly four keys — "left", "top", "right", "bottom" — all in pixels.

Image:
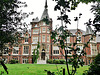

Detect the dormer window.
[
  {"left": 13, "top": 47, "right": 19, "bottom": 54},
  {"left": 25, "top": 38, "right": 28, "bottom": 42},
  {"left": 43, "top": 22, "right": 46, "bottom": 26}
]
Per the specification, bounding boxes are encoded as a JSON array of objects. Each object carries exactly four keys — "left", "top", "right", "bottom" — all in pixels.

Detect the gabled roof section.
[
  {"left": 40, "top": 0, "right": 50, "bottom": 20},
  {"left": 69, "top": 29, "right": 86, "bottom": 35}
]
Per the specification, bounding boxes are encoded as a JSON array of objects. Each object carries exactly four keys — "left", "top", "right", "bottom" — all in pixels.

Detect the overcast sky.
[{"left": 20, "top": 0, "right": 95, "bottom": 31}]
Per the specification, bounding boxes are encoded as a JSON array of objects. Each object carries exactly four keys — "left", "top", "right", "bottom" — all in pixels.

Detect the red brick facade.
[{"left": 1, "top": 0, "right": 100, "bottom": 65}]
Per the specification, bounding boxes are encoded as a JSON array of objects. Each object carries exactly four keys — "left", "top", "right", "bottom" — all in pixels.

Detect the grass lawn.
[{"left": 0, "top": 64, "right": 89, "bottom": 75}]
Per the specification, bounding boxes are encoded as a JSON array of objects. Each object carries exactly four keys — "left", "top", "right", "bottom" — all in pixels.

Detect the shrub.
[
  {"left": 53, "top": 59, "right": 60, "bottom": 64},
  {"left": 59, "top": 59, "right": 66, "bottom": 64},
  {"left": 10, "top": 59, "right": 19, "bottom": 64},
  {"left": 83, "top": 54, "right": 100, "bottom": 75},
  {"left": 47, "top": 59, "right": 66, "bottom": 64},
  {"left": 10, "top": 59, "right": 16, "bottom": 64},
  {"left": 47, "top": 59, "right": 53, "bottom": 64},
  {"left": 15, "top": 60, "right": 19, "bottom": 63}
]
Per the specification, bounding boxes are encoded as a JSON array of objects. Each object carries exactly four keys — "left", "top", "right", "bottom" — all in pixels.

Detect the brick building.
[{"left": 1, "top": 0, "right": 100, "bottom": 65}]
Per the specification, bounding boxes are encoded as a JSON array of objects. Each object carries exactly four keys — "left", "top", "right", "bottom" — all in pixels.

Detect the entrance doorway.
[{"left": 41, "top": 52, "right": 45, "bottom": 60}]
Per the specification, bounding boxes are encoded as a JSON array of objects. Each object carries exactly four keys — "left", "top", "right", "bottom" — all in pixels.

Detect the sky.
[{"left": 20, "top": 0, "right": 95, "bottom": 31}]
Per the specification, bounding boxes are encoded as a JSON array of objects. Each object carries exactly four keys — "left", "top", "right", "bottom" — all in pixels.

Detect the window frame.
[{"left": 23, "top": 46, "right": 29, "bottom": 54}]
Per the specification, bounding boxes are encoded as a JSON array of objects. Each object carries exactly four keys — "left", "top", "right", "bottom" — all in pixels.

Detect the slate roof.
[
  {"left": 69, "top": 29, "right": 86, "bottom": 35},
  {"left": 86, "top": 25, "right": 94, "bottom": 35},
  {"left": 40, "top": 0, "right": 50, "bottom": 20}
]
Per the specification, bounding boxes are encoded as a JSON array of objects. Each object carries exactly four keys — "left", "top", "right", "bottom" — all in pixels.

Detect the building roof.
[
  {"left": 69, "top": 29, "right": 86, "bottom": 35},
  {"left": 86, "top": 25, "right": 94, "bottom": 35},
  {"left": 40, "top": 0, "right": 50, "bottom": 20}
]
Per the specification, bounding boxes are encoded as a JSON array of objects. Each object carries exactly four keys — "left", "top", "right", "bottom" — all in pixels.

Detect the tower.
[{"left": 30, "top": 0, "right": 52, "bottom": 63}]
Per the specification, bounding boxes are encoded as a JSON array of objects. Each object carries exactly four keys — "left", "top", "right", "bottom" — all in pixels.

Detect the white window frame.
[
  {"left": 23, "top": 46, "right": 29, "bottom": 54},
  {"left": 43, "top": 22, "right": 46, "bottom": 26},
  {"left": 31, "top": 46, "right": 37, "bottom": 54},
  {"left": 47, "top": 28, "right": 49, "bottom": 33},
  {"left": 3, "top": 48, "right": 8, "bottom": 55},
  {"left": 42, "top": 35, "right": 45, "bottom": 42},
  {"left": 53, "top": 46, "right": 59, "bottom": 55},
  {"left": 12, "top": 47, "right": 19, "bottom": 55},
  {"left": 47, "top": 45, "right": 50, "bottom": 51},
  {"left": 23, "top": 58, "right": 28, "bottom": 64},
  {"left": 33, "top": 37, "right": 38, "bottom": 44},
  {"left": 67, "top": 37, "right": 70, "bottom": 43},
  {"left": 65, "top": 47, "right": 72, "bottom": 55},
  {"left": 33, "top": 29, "right": 39, "bottom": 34},
  {"left": 47, "top": 35, "right": 49, "bottom": 42},
  {"left": 25, "top": 38, "right": 28, "bottom": 43},
  {"left": 42, "top": 27, "right": 46, "bottom": 33},
  {"left": 77, "top": 45, "right": 83, "bottom": 55}
]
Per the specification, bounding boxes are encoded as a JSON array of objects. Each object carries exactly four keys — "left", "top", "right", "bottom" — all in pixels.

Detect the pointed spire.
[
  {"left": 45, "top": 0, "right": 48, "bottom": 9},
  {"left": 41, "top": 0, "right": 49, "bottom": 20}
]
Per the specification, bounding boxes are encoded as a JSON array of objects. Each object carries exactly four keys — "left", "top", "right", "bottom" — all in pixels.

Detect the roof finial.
[{"left": 45, "top": 0, "right": 48, "bottom": 9}]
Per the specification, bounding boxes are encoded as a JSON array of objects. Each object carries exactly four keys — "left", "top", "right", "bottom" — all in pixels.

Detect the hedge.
[{"left": 47, "top": 59, "right": 66, "bottom": 64}]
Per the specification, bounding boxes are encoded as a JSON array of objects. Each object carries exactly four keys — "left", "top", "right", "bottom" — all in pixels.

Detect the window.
[
  {"left": 42, "top": 27, "right": 46, "bottom": 33},
  {"left": 65, "top": 50, "right": 71, "bottom": 55},
  {"left": 91, "top": 44, "right": 96, "bottom": 55},
  {"left": 13, "top": 47, "right": 19, "bottom": 54},
  {"left": 65, "top": 47, "right": 71, "bottom": 55},
  {"left": 43, "top": 22, "right": 46, "bottom": 26},
  {"left": 23, "top": 58, "right": 28, "bottom": 64},
  {"left": 47, "top": 28, "right": 49, "bottom": 33},
  {"left": 77, "top": 45, "right": 83, "bottom": 55},
  {"left": 33, "top": 29, "right": 39, "bottom": 34},
  {"left": 40, "top": 28, "right": 41, "bottom": 33},
  {"left": 42, "top": 35, "right": 45, "bottom": 42},
  {"left": 53, "top": 46, "right": 59, "bottom": 55},
  {"left": 67, "top": 37, "right": 70, "bottom": 43},
  {"left": 32, "top": 46, "right": 37, "bottom": 54},
  {"left": 47, "top": 45, "right": 49, "bottom": 51},
  {"left": 54, "top": 50, "right": 59, "bottom": 54},
  {"left": 33, "top": 37, "right": 38, "bottom": 43},
  {"left": 88, "top": 60, "right": 90, "bottom": 64},
  {"left": 13, "top": 58, "right": 18, "bottom": 60},
  {"left": 3, "top": 48, "right": 8, "bottom": 54},
  {"left": 25, "top": 38, "right": 28, "bottom": 42},
  {"left": 23, "top": 46, "right": 29, "bottom": 54},
  {"left": 34, "top": 24, "right": 37, "bottom": 27},
  {"left": 47, "top": 35, "right": 49, "bottom": 42}
]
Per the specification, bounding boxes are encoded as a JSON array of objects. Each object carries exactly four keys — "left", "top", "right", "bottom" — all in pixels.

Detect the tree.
[
  {"left": 0, "top": 0, "right": 33, "bottom": 74},
  {"left": 83, "top": 54, "right": 100, "bottom": 75},
  {"left": 33, "top": 42, "right": 40, "bottom": 63},
  {"left": 46, "top": 0, "right": 99, "bottom": 75}
]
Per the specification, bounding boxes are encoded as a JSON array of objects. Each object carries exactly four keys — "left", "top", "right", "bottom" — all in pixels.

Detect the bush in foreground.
[
  {"left": 83, "top": 54, "right": 100, "bottom": 75},
  {"left": 10, "top": 59, "right": 19, "bottom": 64},
  {"left": 47, "top": 59, "right": 65, "bottom": 64}
]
